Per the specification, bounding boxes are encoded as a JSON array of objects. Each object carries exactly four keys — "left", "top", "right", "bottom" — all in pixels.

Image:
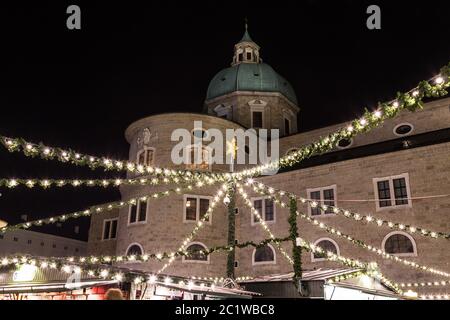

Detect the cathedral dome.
[
  {"left": 206, "top": 24, "right": 297, "bottom": 105},
  {"left": 206, "top": 62, "right": 297, "bottom": 105}
]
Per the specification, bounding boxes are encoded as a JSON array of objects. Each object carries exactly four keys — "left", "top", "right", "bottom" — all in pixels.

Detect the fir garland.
[
  {"left": 289, "top": 196, "right": 302, "bottom": 288},
  {"left": 226, "top": 182, "right": 236, "bottom": 279}
]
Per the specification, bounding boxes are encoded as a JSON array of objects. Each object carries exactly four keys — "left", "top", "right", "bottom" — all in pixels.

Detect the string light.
[
  {"left": 250, "top": 182, "right": 450, "bottom": 279},
  {"left": 249, "top": 180, "right": 449, "bottom": 240}
]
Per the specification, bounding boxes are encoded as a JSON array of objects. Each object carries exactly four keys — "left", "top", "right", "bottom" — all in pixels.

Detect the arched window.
[
  {"left": 126, "top": 243, "right": 143, "bottom": 256},
  {"left": 311, "top": 238, "right": 340, "bottom": 262},
  {"left": 185, "top": 145, "right": 211, "bottom": 171},
  {"left": 252, "top": 244, "right": 276, "bottom": 265},
  {"left": 382, "top": 232, "right": 417, "bottom": 256},
  {"left": 183, "top": 242, "right": 209, "bottom": 263}
]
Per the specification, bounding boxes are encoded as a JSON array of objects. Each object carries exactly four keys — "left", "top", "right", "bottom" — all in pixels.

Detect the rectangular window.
[
  {"left": 306, "top": 185, "right": 337, "bottom": 216},
  {"left": 137, "top": 148, "right": 155, "bottom": 166},
  {"left": 373, "top": 173, "right": 411, "bottom": 211},
  {"left": 27, "top": 239, "right": 32, "bottom": 245},
  {"left": 251, "top": 197, "right": 276, "bottom": 225},
  {"left": 129, "top": 200, "right": 147, "bottom": 225},
  {"left": 252, "top": 111, "right": 263, "bottom": 128},
  {"left": 183, "top": 195, "right": 212, "bottom": 223},
  {"left": 246, "top": 52, "right": 252, "bottom": 60},
  {"left": 284, "top": 118, "right": 291, "bottom": 135},
  {"left": 103, "top": 218, "right": 118, "bottom": 240}
]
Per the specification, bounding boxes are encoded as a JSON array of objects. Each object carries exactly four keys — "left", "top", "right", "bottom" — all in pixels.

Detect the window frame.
[
  {"left": 373, "top": 173, "right": 412, "bottom": 211},
  {"left": 125, "top": 242, "right": 144, "bottom": 257},
  {"left": 184, "top": 144, "right": 212, "bottom": 171},
  {"left": 393, "top": 122, "right": 414, "bottom": 137},
  {"left": 250, "top": 196, "right": 276, "bottom": 226},
  {"left": 102, "top": 218, "right": 118, "bottom": 240},
  {"left": 252, "top": 244, "right": 277, "bottom": 266},
  {"left": 182, "top": 242, "right": 210, "bottom": 264},
  {"left": 284, "top": 116, "right": 291, "bottom": 135},
  {"left": 183, "top": 194, "right": 213, "bottom": 224},
  {"left": 128, "top": 200, "right": 148, "bottom": 226},
  {"left": 250, "top": 106, "right": 265, "bottom": 129},
  {"left": 381, "top": 231, "right": 417, "bottom": 257},
  {"left": 136, "top": 147, "right": 156, "bottom": 166},
  {"left": 306, "top": 185, "right": 337, "bottom": 217},
  {"left": 311, "top": 237, "right": 340, "bottom": 262}
]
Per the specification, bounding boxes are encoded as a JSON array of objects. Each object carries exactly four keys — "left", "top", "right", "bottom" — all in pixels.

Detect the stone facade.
[{"left": 87, "top": 30, "right": 450, "bottom": 295}]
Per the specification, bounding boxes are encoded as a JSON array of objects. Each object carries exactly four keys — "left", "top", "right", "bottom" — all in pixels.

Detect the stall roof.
[
  {"left": 155, "top": 281, "right": 261, "bottom": 299},
  {"left": 238, "top": 268, "right": 362, "bottom": 283}
]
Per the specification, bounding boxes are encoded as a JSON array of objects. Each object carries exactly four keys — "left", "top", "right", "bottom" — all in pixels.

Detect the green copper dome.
[{"left": 206, "top": 63, "right": 298, "bottom": 105}]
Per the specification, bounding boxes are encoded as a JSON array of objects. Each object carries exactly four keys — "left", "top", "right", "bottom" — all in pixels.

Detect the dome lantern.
[{"left": 232, "top": 22, "right": 261, "bottom": 66}]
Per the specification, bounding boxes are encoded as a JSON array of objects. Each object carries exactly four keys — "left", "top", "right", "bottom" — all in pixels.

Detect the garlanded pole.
[
  {"left": 225, "top": 181, "right": 236, "bottom": 279},
  {"left": 289, "top": 196, "right": 302, "bottom": 287}
]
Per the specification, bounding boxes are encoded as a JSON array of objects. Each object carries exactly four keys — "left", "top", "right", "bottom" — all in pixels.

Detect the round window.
[
  {"left": 337, "top": 138, "right": 353, "bottom": 149},
  {"left": 394, "top": 123, "right": 413, "bottom": 136}
]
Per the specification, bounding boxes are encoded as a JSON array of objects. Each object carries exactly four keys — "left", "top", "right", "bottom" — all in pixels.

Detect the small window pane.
[
  {"left": 252, "top": 111, "right": 263, "bottom": 128},
  {"left": 129, "top": 204, "right": 137, "bottom": 223},
  {"left": 254, "top": 246, "right": 274, "bottom": 262},
  {"left": 264, "top": 199, "right": 274, "bottom": 221},
  {"left": 385, "top": 234, "right": 414, "bottom": 254},
  {"left": 393, "top": 178, "right": 408, "bottom": 205},
  {"left": 185, "top": 198, "right": 197, "bottom": 221},
  {"left": 323, "top": 189, "right": 335, "bottom": 214},
  {"left": 138, "top": 201, "right": 147, "bottom": 222},
  {"left": 309, "top": 191, "right": 321, "bottom": 215},
  {"left": 110, "top": 220, "right": 118, "bottom": 239},
  {"left": 103, "top": 221, "right": 111, "bottom": 240},
  {"left": 199, "top": 198, "right": 210, "bottom": 222},
  {"left": 253, "top": 199, "right": 263, "bottom": 223},
  {"left": 377, "top": 180, "right": 392, "bottom": 207}
]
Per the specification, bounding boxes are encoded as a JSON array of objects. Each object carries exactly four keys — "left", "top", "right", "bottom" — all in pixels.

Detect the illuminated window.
[{"left": 185, "top": 145, "right": 211, "bottom": 171}]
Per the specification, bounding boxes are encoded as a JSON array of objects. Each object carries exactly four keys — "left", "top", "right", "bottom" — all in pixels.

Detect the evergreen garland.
[
  {"left": 226, "top": 182, "right": 236, "bottom": 279},
  {"left": 289, "top": 196, "right": 302, "bottom": 288}
]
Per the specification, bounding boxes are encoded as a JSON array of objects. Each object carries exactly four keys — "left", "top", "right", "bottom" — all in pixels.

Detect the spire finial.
[{"left": 245, "top": 17, "right": 248, "bottom": 31}]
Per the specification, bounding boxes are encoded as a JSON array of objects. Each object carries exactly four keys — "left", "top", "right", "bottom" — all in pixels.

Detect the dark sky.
[{"left": 0, "top": 1, "right": 449, "bottom": 241}]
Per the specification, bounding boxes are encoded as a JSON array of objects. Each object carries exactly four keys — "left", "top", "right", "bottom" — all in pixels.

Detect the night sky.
[{"left": 0, "top": 1, "right": 449, "bottom": 241}]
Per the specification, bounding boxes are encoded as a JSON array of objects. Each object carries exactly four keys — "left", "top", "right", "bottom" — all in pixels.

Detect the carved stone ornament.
[{"left": 137, "top": 128, "right": 158, "bottom": 147}]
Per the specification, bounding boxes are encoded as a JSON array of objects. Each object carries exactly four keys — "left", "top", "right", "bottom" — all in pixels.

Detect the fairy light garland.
[
  {"left": 250, "top": 182, "right": 450, "bottom": 278},
  {"left": 0, "top": 176, "right": 218, "bottom": 189},
  {"left": 0, "top": 182, "right": 208, "bottom": 234},
  {"left": 1, "top": 64, "right": 448, "bottom": 186},
  {"left": 249, "top": 180, "right": 449, "bottom": 240},
  {"left": 236, "top": 182, "right": 294, "bottom": 265},
  {"left": 232, "top": 65, "right": 449, "bottom": 180},
  {"left": 420, "top": 293, "right": 450, "bottom": 300},
  {"left": 157, "top": 185, "right": 227, "bottom": 275}
]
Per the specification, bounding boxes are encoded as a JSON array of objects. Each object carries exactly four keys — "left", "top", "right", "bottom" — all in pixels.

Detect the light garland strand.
[
  {"left": 157, "top": 185, "right": 227, "bottom": 275},
  {"left": 250, "top": 183, "right": 450, "bottom": 279},
  {"left": 232, "top": 64, "right": 449, "bottom": 180},
  {"left": 0, "top": 182, "right": 208, "bottom": 234},
  {"left": 420, "top": 293, "right": 450, "bottom": 300},
  {"left": 0, "top": 135, "right": 228, "bottom": 181},
  {"left": 0, "top": 255, "right": 241, "bottom": 290},
  {"left": 249, "top": 180, "right": 449, "bottom": 240},
  {"left": 0, "top": 176, "right": 217, "bottom": 189},
  {"left": 1, "top": 64, "right": 448, "bottom": 185}
]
